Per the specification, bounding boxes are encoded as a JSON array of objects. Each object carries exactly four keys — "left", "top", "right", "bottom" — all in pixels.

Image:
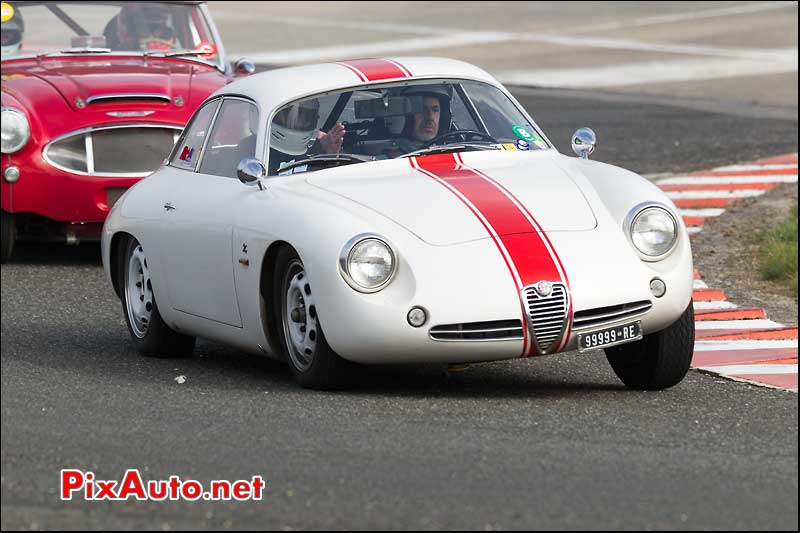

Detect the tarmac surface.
[
  {"left": 2, "top": 91, "right": 797, "bottom": 530},
  {"left": 2, "top": 2, "right": 798, "bottom": 530}
]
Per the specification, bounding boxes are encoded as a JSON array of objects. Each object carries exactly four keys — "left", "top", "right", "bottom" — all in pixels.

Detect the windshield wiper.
[
  {"left": 277, "top": 153, "right": 373, "bottom": 174},
  {"left": 144, "top": 48, "right": 204, "bottom": 58},
  {"left": 401, "top": 142, "right": 500, "bottom": 159},
  {"left": 38, "top": 48, "right": 111, "bottom": 58}
]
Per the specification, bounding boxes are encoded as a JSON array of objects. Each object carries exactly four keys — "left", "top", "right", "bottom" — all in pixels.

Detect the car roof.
[{"left": 214, "top": 57, "right": 500, "bottom": 112}]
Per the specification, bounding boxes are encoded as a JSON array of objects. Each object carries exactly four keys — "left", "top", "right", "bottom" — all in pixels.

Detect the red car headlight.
[{"left": 1, "top": 107, "right": 30, "bottom": 154}]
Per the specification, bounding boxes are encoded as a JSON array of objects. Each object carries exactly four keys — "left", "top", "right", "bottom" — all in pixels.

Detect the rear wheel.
[
  {"left": 120, "top": 236, "right": 195, "bottom": 357},
  {"left": 1, "top": 210, "right": 15, "bottom": 264},
  {"left": 605, "top": 302, "right": 695, "bottom": 390},
  {"left": 273, "top": 246, "right": 360, "bottom": 389}
]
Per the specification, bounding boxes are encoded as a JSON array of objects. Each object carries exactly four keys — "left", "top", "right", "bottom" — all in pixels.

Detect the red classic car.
[{"left": 0, "top": 1, "right": 253, "bottom": 262}]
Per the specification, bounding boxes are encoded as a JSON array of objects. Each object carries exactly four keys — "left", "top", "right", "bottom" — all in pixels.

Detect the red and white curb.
[{"left": 657, "top": 154, "right": 798, "bottom": 392}]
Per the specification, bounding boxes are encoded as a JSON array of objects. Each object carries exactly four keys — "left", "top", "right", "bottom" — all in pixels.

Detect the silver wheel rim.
[
  {"left": 125, "top": 243, "right": 153, "bottom": 339},
  {"left": 282, "top": 260, "right": 318, "bottom": 372}
]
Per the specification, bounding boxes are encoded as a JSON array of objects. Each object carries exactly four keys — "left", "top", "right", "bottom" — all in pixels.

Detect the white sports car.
[{"left": 101, "top": 57, "right": 695, "bottom": 390}]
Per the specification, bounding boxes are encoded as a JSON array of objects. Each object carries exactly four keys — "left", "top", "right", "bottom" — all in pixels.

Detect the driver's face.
[{"left": 412, "top": 96, "right": 440, "bottom": 142}]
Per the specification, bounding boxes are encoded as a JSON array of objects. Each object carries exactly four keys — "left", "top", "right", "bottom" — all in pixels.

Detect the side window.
[
  {"left": 170, "top": 100, "right": 219, "bottom": 170},
  {"left": 199, "top": 99, "right": 259, "bottom": 178}
]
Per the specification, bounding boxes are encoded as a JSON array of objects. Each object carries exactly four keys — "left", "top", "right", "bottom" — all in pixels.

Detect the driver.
[
  {"left": 1, "top": 3, "right": 24, "bottom": 57},
  {"left": 385, "top": 84, "right": 453, "bottom": 156},
  {"left": 113, "top": 4, "right": 176, "bottom": 51},
  {"left": 268, "top": 98, "right": 345, "bottom": 174}
]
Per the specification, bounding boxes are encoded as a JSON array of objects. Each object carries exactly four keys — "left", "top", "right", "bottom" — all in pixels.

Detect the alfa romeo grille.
[
  {"left": 522, "top": 282, "right": 569, "bottom": 354},
  {"left": 429, "top": 319, "right": 524, "bottom": 341},
  {"left": 44, "top": 125, "right": 181, "bottom": 176},
  {"left": 572, "top": 300, "right": 652, "bottom": 330}
]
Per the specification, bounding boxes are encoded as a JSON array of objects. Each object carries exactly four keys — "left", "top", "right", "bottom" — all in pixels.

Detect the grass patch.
[{"left": 760, "top": 203, "right": 798, "bottom": 297}]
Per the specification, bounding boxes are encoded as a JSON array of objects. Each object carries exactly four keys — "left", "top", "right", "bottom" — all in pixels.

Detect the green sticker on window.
[{"left": 512, "top": 125, "right": 537, "bottom": 142}]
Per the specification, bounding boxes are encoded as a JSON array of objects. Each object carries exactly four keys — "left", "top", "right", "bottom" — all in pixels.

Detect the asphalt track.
[{"left": 1, "top": 91, "right": 798, "bottom": 530}]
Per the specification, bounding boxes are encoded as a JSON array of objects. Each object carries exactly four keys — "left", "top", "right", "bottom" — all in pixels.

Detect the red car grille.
[{"left": 44, "top": 125, "right": 181, "bottom": 177}]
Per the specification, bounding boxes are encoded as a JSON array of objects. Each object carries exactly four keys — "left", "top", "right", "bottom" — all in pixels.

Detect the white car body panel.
[
  {"left": 306, "top": 150, "right": 597, "bottom": 246},
  {"left": 102, "top": 57, "right": 693, "bottom": 365}
]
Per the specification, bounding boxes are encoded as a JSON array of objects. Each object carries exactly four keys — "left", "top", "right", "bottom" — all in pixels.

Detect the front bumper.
[{"left": 311, "top": 224, "right": 694, "bottom": 365}]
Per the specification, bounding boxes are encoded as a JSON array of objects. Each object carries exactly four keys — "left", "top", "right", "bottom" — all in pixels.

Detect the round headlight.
[
  {"left": 630, "top": 206, "right": 678, "bottom": 258},
  {"left": 1, "top": 108, "right": 31, "bottom": 154},
  {"left": 341, "top": 235, "right": 396, "bottom": 292}
]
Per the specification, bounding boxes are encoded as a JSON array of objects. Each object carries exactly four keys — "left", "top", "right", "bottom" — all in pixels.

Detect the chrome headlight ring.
[
  {"left": 624, "top": 202, "right": 680, "bottom": 262},
  {"left": 1, "top": 107, "right": 31, "bottom": 154},
  {"left": 338, "top": 233, "right": 397, "bottom": 293}
]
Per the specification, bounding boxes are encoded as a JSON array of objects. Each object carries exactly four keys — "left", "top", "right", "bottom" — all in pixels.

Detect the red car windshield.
[{"left": 0, "top": 2, "right": 223, "bottom": 68}]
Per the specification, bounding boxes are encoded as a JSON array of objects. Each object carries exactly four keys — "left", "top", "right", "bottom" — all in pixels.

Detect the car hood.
[
  {"left": 7, "top": 56, "right": 217, "bottom": 111},
  {"left": 305, "top": 150, "right": 598, "bottom": 246}
]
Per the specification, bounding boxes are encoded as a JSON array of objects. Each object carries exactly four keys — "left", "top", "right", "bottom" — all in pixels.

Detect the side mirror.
[
  {"left": 233, "top": 58, "right": 256, "bottom": 76},
  {"left": 571, "top": 127, "right": 596, "bottom": 159},
  {"left": 237, "top": 158, "right": 266, "bottom": 189}
]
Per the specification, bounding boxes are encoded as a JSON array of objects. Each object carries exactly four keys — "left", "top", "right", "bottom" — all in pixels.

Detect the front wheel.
[
  {"left": 1, "top": 210, "right": 15, "bottom": 264},
  {"left": 605, "top": 302, "right": 695, "bottom": 390},
  {"left": 120, "top": 236, "right": 195, "bottom": 357},
  {"left": 273, "top": 246, "right": 361, "bottom": 389}
]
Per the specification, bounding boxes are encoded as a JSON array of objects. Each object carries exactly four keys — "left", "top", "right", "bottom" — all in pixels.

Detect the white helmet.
[{"left": 270, "top": 99, "right": 319, "bottom": 156}]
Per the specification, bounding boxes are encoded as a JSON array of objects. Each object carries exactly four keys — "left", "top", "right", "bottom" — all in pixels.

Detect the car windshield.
[
  {"left": 0, "top": 1, "right": 223, "bottom": 68},
  {"left": 268, "top": 79, "right": 549, "bottom": 175}
]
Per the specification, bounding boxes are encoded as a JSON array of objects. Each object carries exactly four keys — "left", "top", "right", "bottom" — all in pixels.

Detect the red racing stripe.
[
  {"left": 411, "top": 153, "right": 571, "bottom": 356},
  {"left": 455, "top": 153, "right": 574, "bottom": 352},
  {"left": 337, "top": 59, "right": 411, "bottom": 81}
]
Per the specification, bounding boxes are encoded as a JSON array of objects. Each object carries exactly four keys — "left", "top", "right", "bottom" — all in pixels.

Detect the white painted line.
[
  {"left": 694, "top": 301, "right": 738, "bottom": 310},
  {"left": 698, "top": 364, "right": 797, "bottom": 375},
  {"left": 694, "top": 339, "right": 799, "bottom": 351},
  {"left": 567, "top": 1, "right": 798, "bottom": 34},
  {"left": 496, "top": 52, "right": 798, "bottom": 89},
  {"left": 695, "top": 319, "right": 785, "bottom": 330},
  {"left": 711, "top": 164, "right": 798, "bottom": 172},
  {"left": 243, "top": 32, "right": 516, "bottom": 65},
  {"left": 666, "top": 190, "right": 765, "bottom": 199},
  {"left": 679, "top": 208, "right": 726, "bottom": 217},
  {"left": 686, "top": 227, "right": 703, "bottom": 234},
  {"left": 657, "top": 175, "right": 797, "bottom": 185},
  {"left": 212, "top": 13, "right": 446, "bottom": 36},
  {"left": 693, "top": 279, "right": 708, "bottom": 289},
  {"left": 699, "top": 372, "right": 799, "bottom": 392},
  {"left": 518, "top": 36, "right": 795, "bottom": 62}
]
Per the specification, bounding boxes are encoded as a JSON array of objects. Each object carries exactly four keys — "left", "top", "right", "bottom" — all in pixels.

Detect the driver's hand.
[{"left": 317, "top": 122, "right": 345, "bottom": 153}]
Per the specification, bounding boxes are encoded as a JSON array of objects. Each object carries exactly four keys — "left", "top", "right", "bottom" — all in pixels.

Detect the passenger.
[
  {"left": 269, "top": 98, "right": 345, "bottom": 174},
  {"left": 109, "top": 4, "right": 176, "bottom": 51},
  {"left": 1, "top": 3, "right": 24, "bottom": 57}
]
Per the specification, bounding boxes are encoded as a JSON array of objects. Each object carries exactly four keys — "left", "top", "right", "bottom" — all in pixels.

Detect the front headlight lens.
[
  {"left": 1, "top": 108, "right": 31, "bottom": 154},
  {"left": 346, "top": 237, "right": 395, "bottom": 291},
  {"left": 631, "top": 207, "right": 677, "bottom": 257}
]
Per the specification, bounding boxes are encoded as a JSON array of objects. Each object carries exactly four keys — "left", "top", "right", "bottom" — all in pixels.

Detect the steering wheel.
[{"left": 420, "top": 129, "right": 499, "bottom": 149}]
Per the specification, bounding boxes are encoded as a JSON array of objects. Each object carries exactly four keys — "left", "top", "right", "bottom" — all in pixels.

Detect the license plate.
[{"left": 577, "top": 321, "right": 642, "bottom": 352}]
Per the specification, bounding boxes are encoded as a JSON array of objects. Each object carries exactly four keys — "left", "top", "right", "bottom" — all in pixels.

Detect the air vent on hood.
[{"left": 86, "top": 93, "right": 171, "bottom": 105}]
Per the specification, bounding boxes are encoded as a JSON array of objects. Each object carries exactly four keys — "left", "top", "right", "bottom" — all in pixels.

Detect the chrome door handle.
[{"left": 164, "top": 202, "right": 176, "bottom": 211}]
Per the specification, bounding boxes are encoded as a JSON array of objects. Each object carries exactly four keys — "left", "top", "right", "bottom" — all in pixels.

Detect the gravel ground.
[{"left": 691, "top": 182, "right": 799, "bottom": 327}]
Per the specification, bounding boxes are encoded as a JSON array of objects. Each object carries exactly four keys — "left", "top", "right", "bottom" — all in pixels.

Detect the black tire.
[
  {"left": 273, "top": 245, "right": 361, "bottom": 390},
  {"left": 1, "top": 210, "right": 15, "bottom": 264},
  {"left": 605, "top": 302, "right": 695, "bottom": 390},
  {"left": 120, "top": 236, "right": 195, "bottom": 357}
]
